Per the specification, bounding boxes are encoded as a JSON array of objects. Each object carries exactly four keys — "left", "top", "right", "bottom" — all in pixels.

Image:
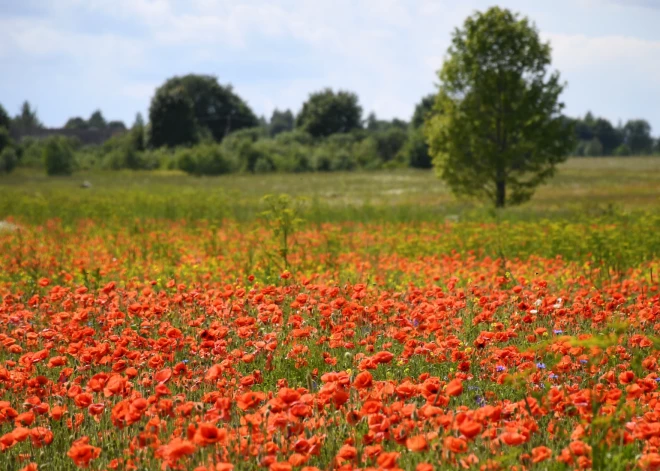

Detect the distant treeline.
[{"left": 1, "top": 74, "right": 658, "bottom": 176}]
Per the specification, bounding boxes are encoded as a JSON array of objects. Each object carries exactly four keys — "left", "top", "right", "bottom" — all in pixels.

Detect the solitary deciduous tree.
[{"left": 425, "top": 7, "right": 574, "bottom": 208}]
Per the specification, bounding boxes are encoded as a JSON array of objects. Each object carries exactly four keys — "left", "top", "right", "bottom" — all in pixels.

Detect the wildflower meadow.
[{"left": 1, "top": 163, "right": 660, "bottom": 471}]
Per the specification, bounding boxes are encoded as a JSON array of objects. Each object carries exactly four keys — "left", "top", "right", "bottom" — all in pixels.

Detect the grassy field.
[
  {"left": 0, "top": 157, "right": 659, "bottom": 470},
  {"left": 2, "top": 157, "right": 660, "bottom": 224}
]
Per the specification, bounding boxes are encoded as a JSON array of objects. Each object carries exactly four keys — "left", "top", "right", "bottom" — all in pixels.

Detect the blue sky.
[{"left": 1, "top": 0, "right": 659, "bottom": 132}]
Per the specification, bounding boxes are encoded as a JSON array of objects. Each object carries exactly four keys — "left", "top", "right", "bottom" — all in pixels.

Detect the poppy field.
[{"left": 1, "top": 164, "right": 660, "bottom": 471}]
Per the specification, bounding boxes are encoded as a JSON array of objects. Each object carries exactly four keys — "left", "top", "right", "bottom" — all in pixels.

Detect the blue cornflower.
[
  {"left": 536, "top": 362, "right": 546, "bottom": 369},
  {"left": 496, "top": 365, "right": 505, "bottom": 372},
  {"left": 553, "top": 330, "right": 563, "bottom": 334}
]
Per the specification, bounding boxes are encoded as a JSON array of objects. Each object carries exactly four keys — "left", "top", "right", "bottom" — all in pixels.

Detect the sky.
[{"left": 1, "top": 0, "right": 659, "bottom": 132}]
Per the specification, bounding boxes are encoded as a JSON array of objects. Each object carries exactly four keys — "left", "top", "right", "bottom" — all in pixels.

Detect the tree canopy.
[
  {"left": 13, "top": 101, "right": 43, "bottom": 133},
  {"left": 269, "top": 109, "right": 294, "bottom": 137},
  {"left": 425, "top": 7, "right": 574, "bottom": 208},
  {"left": 411, "top": 94, "right": 436, "bottom": 129},
  {"left": 0, "top": 103, "right": 10, "bottom": 130},
  {"left": 88, "top": 110, "right": 107, "bottom": 129},
  {"left": 296, "top": 89, "right": 363, "bottom": 138},
  {"left": 148, "top": 85, "right": 199, "bottom": 148},
  {"left": 64, "top": 117, "right": 89, "bottom": 130},
  {"left": 624, "top": 119, "right": 653, "bottom": 155},
  {"left": 149, "top": 74, "right": 258, "bottom": 147}
]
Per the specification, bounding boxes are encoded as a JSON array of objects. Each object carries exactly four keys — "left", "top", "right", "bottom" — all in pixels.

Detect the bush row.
[{"left": 7, "top": 126, "right": 434, "bottom": 176}]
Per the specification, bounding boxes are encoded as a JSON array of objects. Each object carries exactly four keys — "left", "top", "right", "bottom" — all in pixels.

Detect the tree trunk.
[{"left": 495, "top": 178, "right": 506, "bottom": 208}]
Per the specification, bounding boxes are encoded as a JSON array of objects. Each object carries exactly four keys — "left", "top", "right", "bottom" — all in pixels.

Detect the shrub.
[
  {"left": 372, "top": 127, "right": 408, "bottom": 163},
  {"left": 613, "top": 143, "right": 631, "bottom": 157},
  {"left": 0, "top": 147, "right": 17, "bottom": 174},
  {"left": 251, "top": 139, "right": 311, "bottom": 173},
  {"left": 274, "top": 130, "right": 314, "bottom": 147},
  {"left": 311, "top": 141, "right": 357, "bottom": 172},
  {"left": 43, "top": 136, "right": 75, "bottom": 175},
  {"left": 254, "top": 157, "right": 275, "bottom": 173},
  {"left": 0, "top": 127, "right": 11, "bottom": 155},
  {"left": 176, "top": 144, "right": 236, "bottom": 176},
  {"left": 16, "top": 137, "right": 44, "bottom": 168},
  {"left": 353, "top": 137, "right": 382, "bottom": 169},
  {"left": 400, "top": 129, "right": 432, "bottom": 169},
  {"left": 222, "top": 127, "right": 269, "bottom": 173},
  {"left": 584, "top": 138, "right": 604, "bottom": 157}
]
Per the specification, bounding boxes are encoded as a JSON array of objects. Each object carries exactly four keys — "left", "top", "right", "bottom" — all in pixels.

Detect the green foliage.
[
  {"left": 273, "top": 130, "right": 314, "bottom": 147},
  {"left": 15, "top": 138, "right": 43, "bottom": 168},
  {"left": 366, "top": 113, "right": 408, "bottom": 132},
  {"left": 372, "top": 127, "right": 408, "bottom": 164},
  {"left": 400, "top": 128, "right": 432, "bottom": 169},
  {"left": 0, "top": 127, "right": 12, "bottom": 155},
  {"left": 64, "top": 117, "right": 89, "bottom": 130},
  {"left": 426, "top": 6, "right": 575, "bottom": 208},
  {"left": 574, "top": 116, "right": 594, "bottom": 141},
  {"left": 571, "top": 113, "right": 625, "bottom": 156},
  {"left": 572, "top": 115, "right": 656, "bottom": 157},
  {"left": 259, "top": 194, "right": 306, "bottom": 270},
  {"left": 0, "top": 147, "right": 17, "bottom": 174},
  {"left": 592, "top": 118, "right": 622, "bottom": 155},
  {"left": 107, "top": 121, "right": 127, "bottom": 133},
  {"left": 311, "top": 133, "right": 362, "bottom": 172},
  {"left": 43, "top": 136, "right": 75, "bottom": 176},
  {"left": 296, "top": 88, "right": 363, "bottom": 137},
  {"left": 269, "top": 109, "right": 294, "bottom": 136},
  {"left": 624, "top": 119, "right": 653, "bottom": 155},
  {"left": 614, "top": 143, "right": 632, "bottom": 157},
  {"left": 153, "top": 74, "right": 257, "bottom": 145},
  {"left": 250, "top": 139, "right": 310, "bottom": 173},
  {"left": 148, "top": 86, "right": 198, "bottom": 148},
  {"left": 104, "top": 146, "right": 144, "bottom": 171},
  {"left": 0, "top": 103, "right": 10, "bottom": 130},
  {"left": 353, "top": 137, "right": 382, "bottom": 169},
  {"left": 88, "top": 110, "right": 107, "bottom": 129},
  {"left": 176, "top": 143, "right": 236, "bottom": 176},
  {"left": 129, "top": 113, "right": 146, "bottom": 152},
  {"left": 221, "top": 127, "right": 268, "bottom": 173},
  {"left": 12, "top": 101, "right": 43, "bottom": 133},
  {"left": 584, "top": 138, "right": 604, "bottom": 157},
  {"left": 410, "top": 94, "right": 436, "bottom": 129}
]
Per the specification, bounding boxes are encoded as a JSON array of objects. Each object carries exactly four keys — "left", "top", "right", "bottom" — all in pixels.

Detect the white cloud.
[
  {"left": 119, "top": 82, "right": 159, "bottom": 100},
  {"left": 545, "top": 33, "right": 660, "bottom": 82},
  {"left": 0, "top": 17, "right": 146, "bottom": 67},
  {"left": 1, "top": 0, "right": 659, "bottom": 128}
]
